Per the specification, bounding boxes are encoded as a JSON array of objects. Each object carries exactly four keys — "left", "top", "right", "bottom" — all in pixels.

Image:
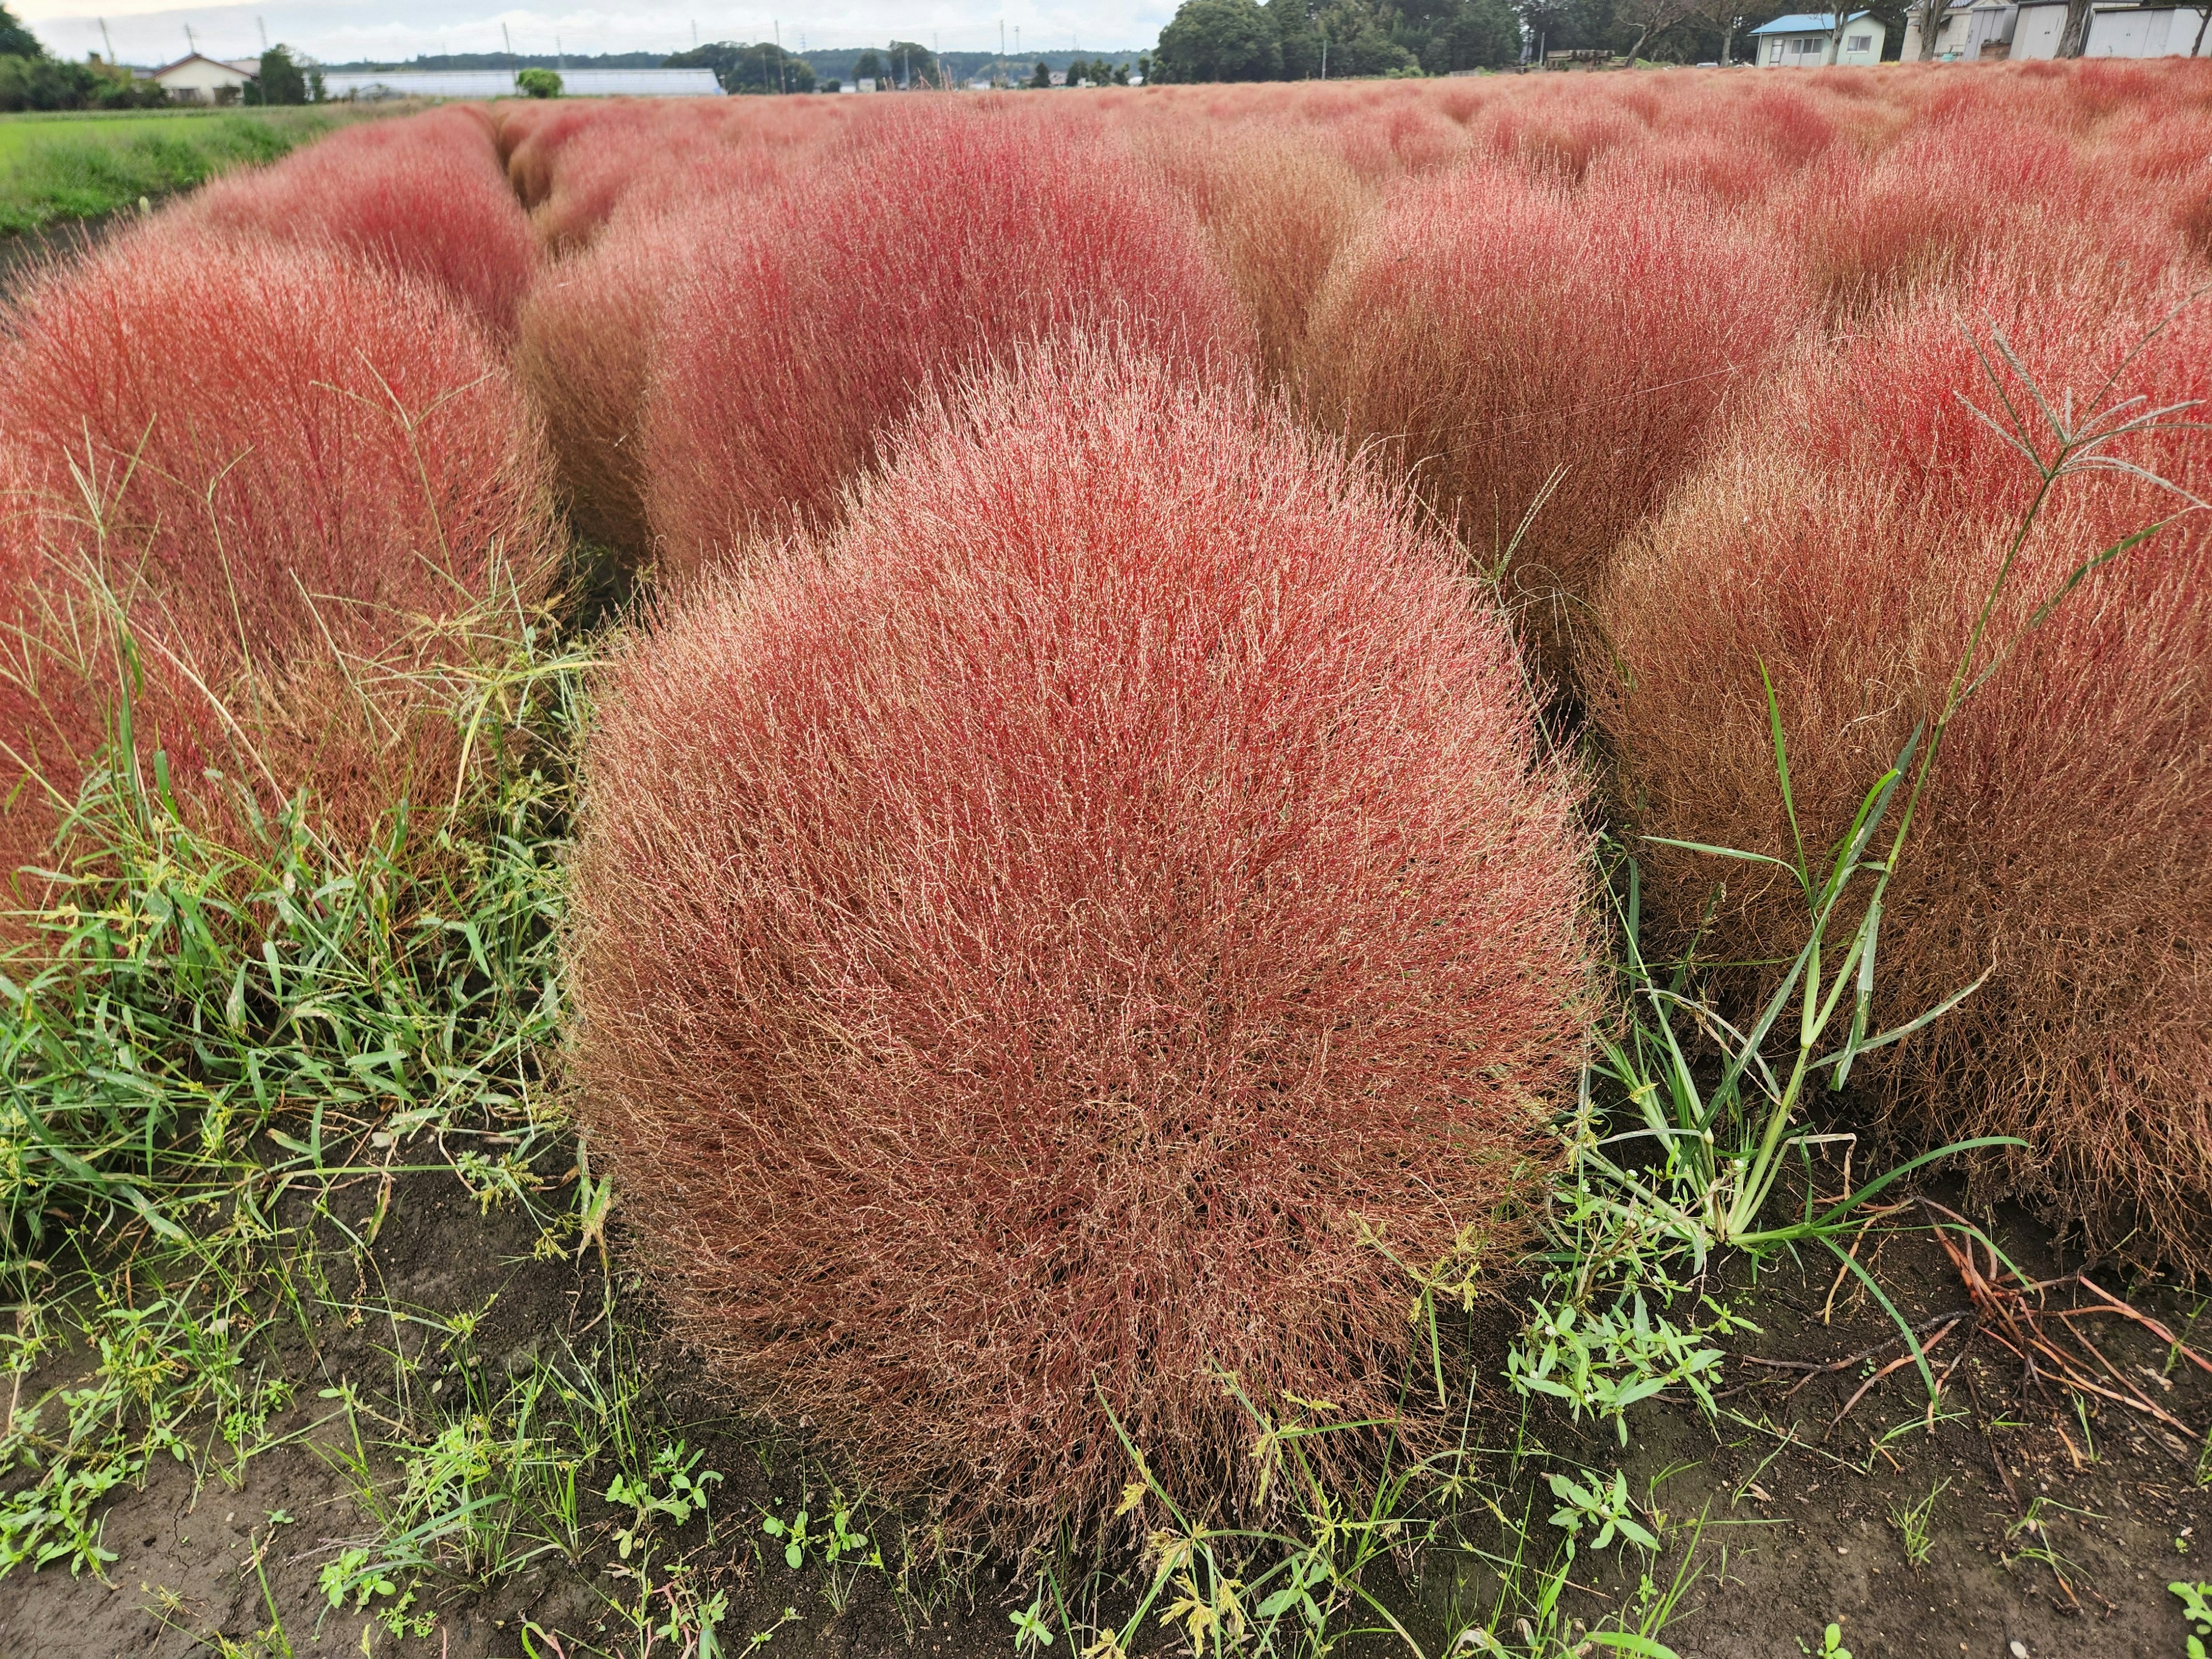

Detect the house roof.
[
  {"left": 1748, "top": 10, "right": 1873, "bottom": 32},
  {"left": 149, "top": 52, "right": 258, "bottom": 79}
]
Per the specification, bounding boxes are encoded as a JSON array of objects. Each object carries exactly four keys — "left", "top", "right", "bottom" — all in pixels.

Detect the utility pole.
[
  {"left": 503, "top": 21, "right": 513, "bottom": 65},
  {"left": 775, "top": 20, "right": 786, "bottom": 92},
  {"left": 556, "top": 33, "right": 565, "bottom": 70},
  {"left": 184, "top": 22, "right": 196, "bottom": 55},
  {"left": 1319, "top": 24, "right": 1327, "bottom": 75},
  {"left": 256, "top": 16, "right": 267, "bottom": 51},
  {"left": 99, "top": 16, "right": 115, "bottom": 61}
]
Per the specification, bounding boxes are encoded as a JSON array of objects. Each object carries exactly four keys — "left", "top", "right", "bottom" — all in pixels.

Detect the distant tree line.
[
  {"left": 1150, "top": 0, "right": 1900, "bottom": 76},
  {"left": 1153, "top": 0, "right": 1523, "bottom": 79},
  {"left": 0, "top": 1, "right": 168, "bottom": 110}
]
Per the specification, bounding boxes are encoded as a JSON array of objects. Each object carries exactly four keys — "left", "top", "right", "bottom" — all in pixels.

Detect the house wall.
[
  {"left": 1901, "top": 12, "right": 1968, "bottom": 55},
  {"left": 2009, "top": 2, "right": 2069, "bottom": 53},
  {"left": 1836, "top": 18, "right": 1887, "bottom": 59},
  {"left": 154, "top": 60, "right": 251, "bottom": 102},
  {"left": 2087, "top": 5, "right": 2210, "bottom": 54},
  {"left": 1759, "top": 30, "right": 1838, "bottom": 63},
  {"left": 1921, "top": 0, "right": 2207, "bottom": 56}
]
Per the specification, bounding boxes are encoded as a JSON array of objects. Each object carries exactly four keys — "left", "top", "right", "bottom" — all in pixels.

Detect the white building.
[
  {"left": 317, "top": 67, "right": 725, "bottom": 99},
  {"left": 1748, "top": 10, "right": 1888, "bottom": 63},
  {"left": 1903, "top": 0, "right": 2210, "bottom": 58},
  {"left": 150, "top": 52, "right": 259, "bottom": 102}
]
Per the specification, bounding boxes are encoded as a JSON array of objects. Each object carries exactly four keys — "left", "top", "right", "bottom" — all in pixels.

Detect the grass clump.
[{"left": 0, "top": 108, "right": 342, "bottom": 233}]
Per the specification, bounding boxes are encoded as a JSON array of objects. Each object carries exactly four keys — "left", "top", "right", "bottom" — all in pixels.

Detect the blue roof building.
[{"left": 1747, "top": 10, "right": 1888, "bottom": 63}]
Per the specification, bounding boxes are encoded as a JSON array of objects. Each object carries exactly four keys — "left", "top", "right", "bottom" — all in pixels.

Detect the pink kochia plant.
[
  {"left": 568, "top": 341, "right": 1594, "bottom": 1554},
  {"left": 0, "top": 235, "right": 555, "bottom": 934},
  {"left": 637, "top": 103, "right": 1253, "bottom": 579}
]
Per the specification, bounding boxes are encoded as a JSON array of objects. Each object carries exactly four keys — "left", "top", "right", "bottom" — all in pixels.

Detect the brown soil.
[{"left": 2, "top": 1160, "right": 2204, "bottom": 1659}]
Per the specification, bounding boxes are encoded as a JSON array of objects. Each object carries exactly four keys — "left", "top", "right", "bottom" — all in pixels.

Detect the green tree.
[
  {"left": 667, "top": 41, "right": 816, "bottom": 93},
  {"left": 854, "top": 47, "right": 885, "bottom": 85},
  {"left": 0, "top": 2, "right": 38, "bottom": 57},
  {"left": 1311, "top": 0, "right": 1422, "bottom": 71},
  {"left": 247, "top": 44, "right": 307, "bottom": 104},
  {"left": 1027, "top": 57, "right": 1053, "bottom": 86},
  {"left": 885, "top": 39, "right": 938, "bottom": 85},
  {"left": 1155, "top": 0, "right": 1285, "bottom": 80},
  {"left": 516, "top": 66, "right": 562, "bottom": 96},
  {"left": 1416, "top": 0, "right": 1523, "bottom": 67},
  {"left": 1520, "top": 0, "right": 1618, "bottom": 50},
  {"left": 1268, "top": 0, "right": 1323, "bottom": 75}
]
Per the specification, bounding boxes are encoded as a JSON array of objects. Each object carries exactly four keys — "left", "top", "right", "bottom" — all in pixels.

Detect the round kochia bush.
[
  {"left": 569, "top": 345, "right": 1594, "bottom": 1552},
  {"left": 1592, "top": 273, "right": 2212, "bottom": 1271},
  {"left": 637, "top": 104, "right": 1252, "bottom": 580},
  {"left": 0, "top": 235, "right": 554, "bottom": 931}
]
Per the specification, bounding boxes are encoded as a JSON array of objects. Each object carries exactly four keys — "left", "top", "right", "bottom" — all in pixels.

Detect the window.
[
  {"left": 1846, "top": 32, "right": 1872, "bottom": 48},
  {"left": 1794, "top": 36, "right": 1824, "bottom": 51}
]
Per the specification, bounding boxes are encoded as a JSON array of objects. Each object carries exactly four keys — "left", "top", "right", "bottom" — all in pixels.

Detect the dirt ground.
[{"left": 2, "top": 1155, "right": 2204, "bottom": 1659}]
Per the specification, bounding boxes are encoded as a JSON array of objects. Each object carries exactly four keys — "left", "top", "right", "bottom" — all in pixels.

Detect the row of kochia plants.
[{"left": 0, "top": 64, "right": 2207, "bottom": 1590}]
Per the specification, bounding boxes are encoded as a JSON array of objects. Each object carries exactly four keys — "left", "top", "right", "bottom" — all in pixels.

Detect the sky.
[{"left": 14, "top": 0, "right": 1164, "bottom": 67}]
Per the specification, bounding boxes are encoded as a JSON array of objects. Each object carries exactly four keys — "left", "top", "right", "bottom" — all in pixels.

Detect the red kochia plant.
[
  {"left": 638, "top": 105, "right": 1252, "bottom": 579},
  {"left": 0, "top": 236, "right": 555, "bottom": 925},
  {"left": 1592, "top": 274, "right": 2212, "bottom": 1269},
  {"left": 1781, "top": 111, "right": 2183, "bottom": 321},
  {"left": 181, "top": 105, "right": 536, "bottom": 334},
  {"left": 517, "top": 209, "right": 699, "bottom": 554},
  {"left": 569, "top": 343, "right": 1593, "bottom": 1552},
  {"left": 1301, "top": 163, "right": 1805, "bottom": 685},
  {"left": 1132, "top": 123, "right": 1370, "bottom": 387}
]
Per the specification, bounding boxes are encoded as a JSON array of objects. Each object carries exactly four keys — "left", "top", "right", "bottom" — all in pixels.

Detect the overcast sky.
[{"left": 16, "top": 0, "right": 1162, "bottom": 67}]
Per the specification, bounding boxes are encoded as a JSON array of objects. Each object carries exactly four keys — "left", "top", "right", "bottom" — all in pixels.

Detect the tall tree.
[
  {"left": 1615, "top": 0, "right": 1701, "bottom": 59},
  {"left": 1155, "top": 0, "right": 1286, "bottom": 79},
  {"left": 1268, "top": 0, "right": 1324, "bottom": 75},
  {"left": 1310, "top": 0, "right": 1419, "bottom": 71},
  {"left": 886, "top": 39, "right": 938, "bottom": 85},
  {"left": 248, "top": 44, "right": 308, "bottom": 104},
  {"left": 670, "top": 40, "right": 817, "bottom": 92},
  {"left": 2055, "top": 0, "right": 2092, "bottom": 53},
  {"left": 1912, "top": 0, "right": 1944, "bottom": 56},
  {"left": 0, "top": 2, "right": 40, "bottom": 57}
]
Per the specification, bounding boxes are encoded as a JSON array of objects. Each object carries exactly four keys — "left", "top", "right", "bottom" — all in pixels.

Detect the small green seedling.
[
  {"left": 607, "top": 1440, "right": 723, "bottom": 1559},
  {"left": 748, "top": 1608, "right": 801, "bottom": 1653},
  {"left": 1544, "top": 1468, "right": 1657, "bottom": 1560},
  {"left": 1888, "top": 1477, "right": 1946, "bottom": 1569},
  {"left": 2171, "top": 1581, "right": 2212, "bottom": 1658},
  {"left": 760, "top": 1502, "right": 869, "bottom": 1571},
  {"left": 1796, "top": 1622, "right": 1851, "bottom": 1659},
  {"left": 1010, "top": 1596, "right": 1055, "bottom": 1653}
]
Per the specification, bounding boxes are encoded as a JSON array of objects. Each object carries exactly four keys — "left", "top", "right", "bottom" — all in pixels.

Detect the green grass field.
[{"left": 0, "top": 106, "right": 349, "bottom": 233}]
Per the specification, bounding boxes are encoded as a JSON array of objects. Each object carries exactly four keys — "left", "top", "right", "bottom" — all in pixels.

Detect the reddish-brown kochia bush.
[
  {"left": 1591, "top": 275, "right": 2212, "bottom": 1270},
  {"left": 1133, "top": 125, "right": 1370, "bottom": 389},
  {"left": 0, "top": 236, "right": 556, "bottom": 923},
  {"left": 569, "top": 345, "right": 1594, "bottom": 1551},
  {"left": 517, "top": 209, "right": 699, "bottom": 554},
  {"left": 180, "top": 105, "right": 537, "bottom": 335},
  {"left": 1781, "top": 114, "right": 2183, "bottom": 322},
  {"left": 637, "top": 105, "right": 1253, "bottom": 580},
  {"left": 1301, "top": 164, "right": 1806, "bottom": 685}
]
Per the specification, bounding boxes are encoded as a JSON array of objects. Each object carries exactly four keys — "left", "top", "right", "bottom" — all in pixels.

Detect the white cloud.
[{"left": 16, "top": 0, "right": 1165, "bottom": 66}]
